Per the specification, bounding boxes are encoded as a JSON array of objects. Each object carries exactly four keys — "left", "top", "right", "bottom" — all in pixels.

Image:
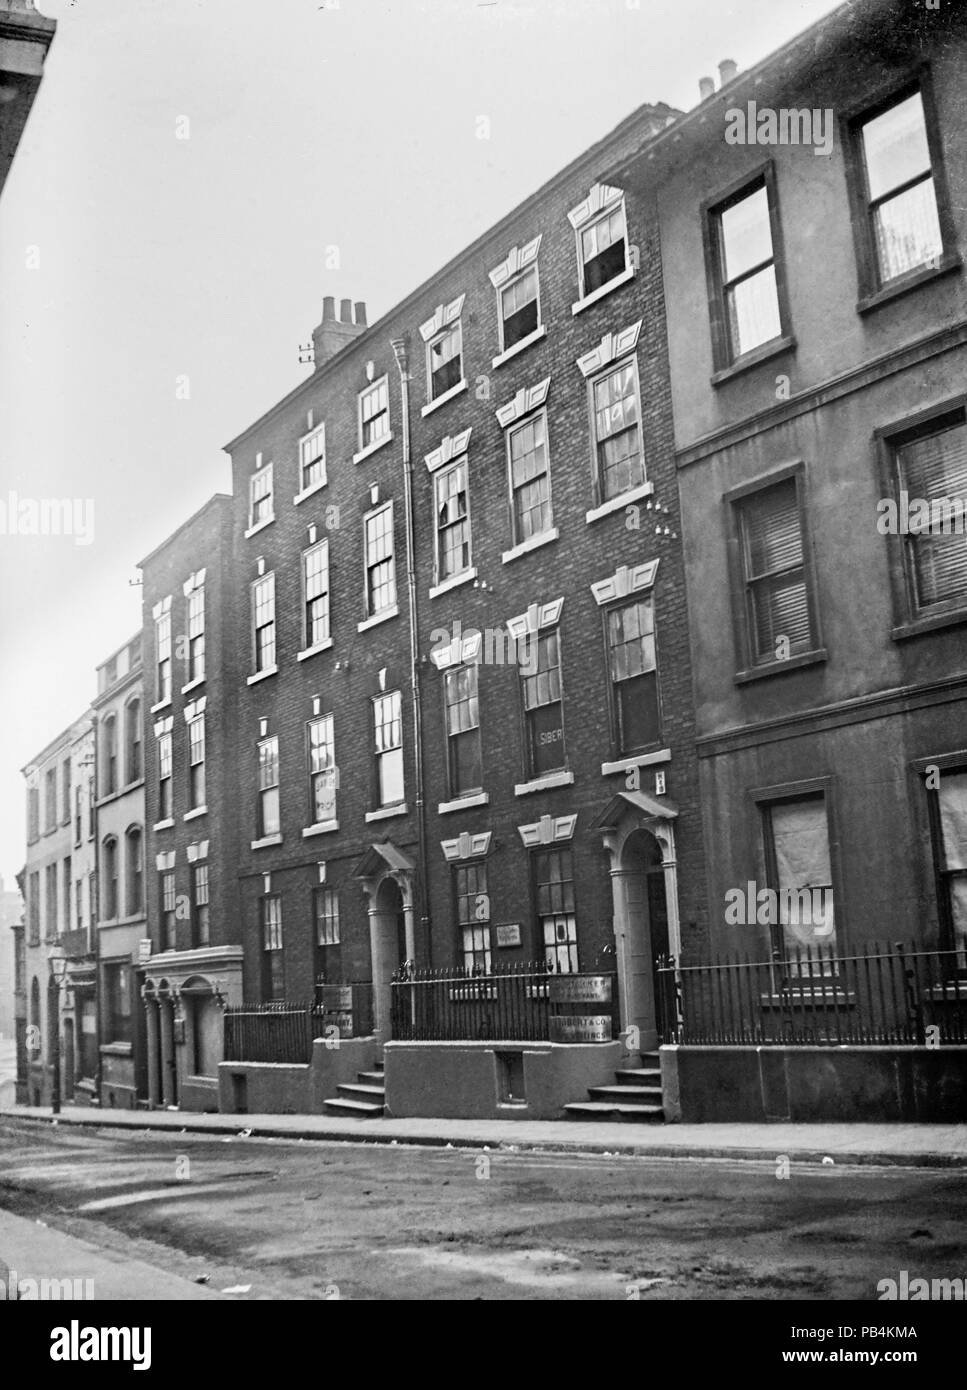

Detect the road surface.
[{"left": 1, "top": 1115, "right": 965, "bottom": 1300}]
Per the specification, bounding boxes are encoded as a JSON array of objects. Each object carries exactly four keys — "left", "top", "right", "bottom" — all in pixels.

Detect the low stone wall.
[
  {"left": 179, "top": 1075, "right": 220, "bottom": 1113},
  {"left": 384, "top": 1041, "right": 623, "bottom": 1119},
  {"left": 217, "top": 1037, "right": 377, "bottom": 1114},
  {"left": 661, "top": 1045, "right": 967, "bottom": 1123}
]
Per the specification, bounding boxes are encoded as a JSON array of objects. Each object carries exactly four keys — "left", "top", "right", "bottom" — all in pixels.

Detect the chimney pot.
[
  {"left": 718, "top": 58, "right": 738, "bottom": 86},
  {"left": 698, "top": 75, "right": 715, "bottom": 101},
  {"left": 322, "top": 295, "right": 336, "bottom": 322},
  {"left": 340, "top": 298, "right": 353, "bottom": 323},
  {"left": 354, "top": 300, "right": 368, "bottom": 327}
]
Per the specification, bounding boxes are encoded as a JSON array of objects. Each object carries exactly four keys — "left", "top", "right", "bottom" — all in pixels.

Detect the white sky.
[{"left": 0, "top": 0, "right": 842, "bottom": 884}]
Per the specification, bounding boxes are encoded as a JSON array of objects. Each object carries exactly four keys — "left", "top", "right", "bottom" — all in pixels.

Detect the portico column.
[
  {"left": 158, "top": 1000, "right": 174, "bottom": 1106},
  {"left": 144, "top": 999, "right": 160, "bottom": 1107}
]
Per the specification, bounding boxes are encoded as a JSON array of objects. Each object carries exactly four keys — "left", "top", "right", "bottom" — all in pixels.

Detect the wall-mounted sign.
[
  {"left": 548, "top": 974, "right": 613, "bottom": 1004},
  {"left": 495, "top": 923, "right": 522, "bottom": 948},
  {"left": 321, "top": 986, "right": 353, "bottom": 1011},
  {"left": 138, "top": 939, "right": 152, "bottom": 964},
  {"left": 550, "top": 1015, "right": 612, "bottom": 1044}
]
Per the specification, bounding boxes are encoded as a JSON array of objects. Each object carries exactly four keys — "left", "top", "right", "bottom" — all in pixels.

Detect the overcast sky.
[{"left": 0, "top": 0, "right": 843, "bottom": 886}]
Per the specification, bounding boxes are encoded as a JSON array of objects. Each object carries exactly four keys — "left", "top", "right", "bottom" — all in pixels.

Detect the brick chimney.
[{"left": 311, "top": 296, "right": 368, "bottom": 369}]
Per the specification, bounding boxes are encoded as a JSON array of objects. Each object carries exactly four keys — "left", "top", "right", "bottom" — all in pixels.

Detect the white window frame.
[
  {"left": 251, "top": 572, "right": 277, "bottom": 676},
  {"left": 568, "top": 183, "right": 636, "bottom": 315},
  {"left": 306, "top": 713, "right": 337, "bottom": 829},
  {"left": 302, "top": 539, "right": 331, "bottom": 652},
  {"left": 357, "top": 376, "right": 390, "bottom": 454},
  {"left": 362, "top": 501, "right": 397, "bottom": 622},
  {"left": 372, "top": 690, "right": 404, "bottom": 810},
  {"left": 434, "top": 456, "right": 473, "bottom": 587},
  {"left": 247, "top": 459, "right": 274, "bottom": 535}
]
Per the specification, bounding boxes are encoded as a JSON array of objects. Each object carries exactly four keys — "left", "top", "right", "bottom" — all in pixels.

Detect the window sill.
[
  {"left": 365, "top": 803, "right": 408, "bottom": 823},
  {"left": 184, "top": 806, "right": 208, "bottom": 822},
  {"left": 99, "top": 1042, "right": 132, "bottom": 1056},
  {"left": 711, "top": 334, "right": 797, "bottom": 388},
  {"left": 429, "top": 567, "right": 477, "bottom": 600},
  {"left": 244, "top": 515, "right": 275, "bottom": 540},
  {"left": 153, "top": 819, "right": 175, "bottom": 831},
  {"left": 514, "top": 770, "right": 574, "bottom": 796},
  {"left": 251, "top": 834, "right": 283, "bottom": 850},
  {"left": 892, "top": 607, "right": 967, "bottom": 641},
  {"left": 353, "top": 431, "right": 394, "bottom": 465},
  {"left": 357, "top": 605, "right": 399, "bottom": 634},
  {"left": 438, "top": 791, "right": 489, "bottom": 815},
  {"left": 421, "top": 379, "right": 468, "bottom": 418},
  {"left": 149, "top": 698, "right": 172, "bottom": 715},
  {"left": 303, "top": 820, "right": 340, "bottom": 838},
  {"left": 571, "top": 264, "right": 636, "bottom": 316},
  {"left": 734, "top": 648, "right": 827, "bottom": 684},
  {"left": 501, "top": 527, "right": 559, "bottom": 566},
  {"left": 297, "top": 638, "right": 334, "bottom": 661},
  {"left": 492, "top": 325, "right": 547, "bottom": 369},
  {"left": 585, "top": 480, "right": 655, "bottom": 526},
  {"left": 181, "top": 676, "right": 206, "bottom": 696},
  {"left": 601, "top": 748, "right": 671, "bottom": 776},
  {"left": 857, "top": 252, "right": 962, "bottom": 316},
  {"left": 293, "top": 478, "right": 328, "bottom": 507},
  {"left": 247, "top": 665, "right": 278, "bottom": 686}
]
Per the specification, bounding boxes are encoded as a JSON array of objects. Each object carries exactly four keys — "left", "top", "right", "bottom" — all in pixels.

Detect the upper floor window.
[
  {"left": 707, "top": 172, "right": 785, "bottom": 366},
  {"left": 521, "top": 629, "right": 566, "bottom": 780},
  {"left": 359, "top": 378, "right": 390, "bottom": 452},
  {"left": 568, "top": 184, "right": 632, "bottom": 309},
  {"left": 733, "top": 472, "right": 818, "bottom": 670},
  {"left": 188, "top": 714, "right": 206, "bottom": 811},
  {"left": 249, "top": 459, "right": 274, "bottom": 530},
  {"left": 44, "top": 863, "right": 57, "bottom": 938},
  {"left": 507, "top": 411, "right": 552, "bottom": 547},
  {"left": 455, "top": 861, "right": 491, "bottom": 973},
  {"left": 187, "top": 585, "right": 205, "bottom": 684},
  {"left": 45, "top": 767, "right": 56, "bottom": 831},
  {"left": 125, "top": 698, "right": 142, "bottom": 784},
  {"left": 434, "top": 458, "right": 471, "bottom": 583},
  {"left": 160, "top": 869, "right": 176, "bottom": 950},
  {"left": 855, "top": 86, "right": 945, "bottom": 290},
  {"left": 606, "top": 596, "right": 661, "bottom": 756},
  {"left": 364, "top": 503, "right": 396, "bottom": 617},
  {"left": 102, "top": 715, "right": 118, "bottom": 797},
  {"left": 257, "top": 735, "right": 280, "bottom": 838},
  {"left": 501, "top": 267, "right": 539, "bottom": 353},
  {"left": 157, "top": 726, "right": 173, "bottom": 821},
  {"left": 307, "top": 714, "right": 337, "bottom": 826},
  {"left": 27, "top": 872, "right": 40, "bottom": 945},
  {"left": 444, "top": 663, "right": 482, "bottom": 801},
  {"left": 27, "top": 784, "right": 39, "bottom": 842},
  {"left": 155, "top": 609, "right": 172, "bottom": 704},
  {"left": 61, "top": 760, "right": 71, "bottom": 824},
  {"left": 428, "top": 322, "right": 462, "bottom": 402},
  {"left": 126, "top": 826, "right": 143, "bottom": 916},
  {"left": 192, "top": 862, "right": 210, "bottom": 948},
  {"left": 74, "top": 786, "right": 83, "bottom": 846},
  {"left": 299, "top": 423, "right": 326, "bottom": 493},
  {"left": 373, "top": 691, "right": 403, "bottom": 808},
  {"left": 102, "top": 837, "right": 118, "bottom": 920},
  {"left": 303, "top": 540, "right": 330, "bottom": 648},
  {"left": 252, "top": 573, "right": 276, "bottom": 672},
  {"left": 591, "top": 359, "right": 645, "bottom": 504},
  {"left": 890, "top": 410, "right": 967, "bottom": 617}
]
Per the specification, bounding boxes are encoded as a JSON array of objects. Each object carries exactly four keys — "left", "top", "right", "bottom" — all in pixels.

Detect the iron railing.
[
  {"left": 390, "top": 961, "right": 618, "bottom": 1042},
  {"left": 224, "top": 982, "right": 374, "bottom": 1063},
  {"left": 657, "top": 942, "right": 967, "bottom": 1046}
]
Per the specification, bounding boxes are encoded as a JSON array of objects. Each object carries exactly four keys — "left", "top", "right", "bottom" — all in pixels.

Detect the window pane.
[
  {"left": 743, "top": 480, "right": 803, "bottom": 577},
  {"left": 872, "top": 177, "right": 942, "bottom": 282},
  {"left": 726, "top": 262, "right": 782, "bottom": 357},
  {"left": 862, "top": 92, "right": 932, "bottom": 203},
  {"left": 898, "top": 421, "right": 967, "bottom": 609},
  {"left": 720, "top": 184, "right": 773, "bottom": 282},
  {"left": 938, "top": 773, "right": 967, "bottom": 873},
  {"left": 769, "top": 797, "right": 836, "bottom": 957}
]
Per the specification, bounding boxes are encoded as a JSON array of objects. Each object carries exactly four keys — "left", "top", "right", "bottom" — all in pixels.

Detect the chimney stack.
[
  {"left": 698, "top": 75, "right": 715, "bottom": 102},
  {"left": 311, "top": 296, "right": 368, "bottom": 369},
  {"left": 718, "top": 58, "right": 738, "bottom": 86}
]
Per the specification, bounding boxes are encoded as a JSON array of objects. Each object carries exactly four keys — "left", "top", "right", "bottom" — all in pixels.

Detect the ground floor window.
[
  {"left": 261, "top": 894, "right": 284, "bottom": 999},
  {"left": 762, "top": 793, "right": 836, "bottom": 969},
  {"left": 931, "top": 768, "right": 967, "bottom": 969},
  {"left": 533, "top": 848, "right": 577, "bottom": 973},
  {"left": 102, "top": 963, "right": 132, "bottom": 1044},
  {"left": 455, "top": 862, "right": 491, "bottom": 973}
]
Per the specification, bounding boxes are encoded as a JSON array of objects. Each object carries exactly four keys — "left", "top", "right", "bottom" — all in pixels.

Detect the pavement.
[
  {"left": 0, "top": 1208, "right": 225, "bottom": 1300},
  {"left": 3, "top": 1102, "right": 966, "bottom": 1167}
]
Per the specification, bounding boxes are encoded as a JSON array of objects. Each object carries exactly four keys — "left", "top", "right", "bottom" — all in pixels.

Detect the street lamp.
[{"left": 47, "top": 951, "right": 68, "bottom": 1116}]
